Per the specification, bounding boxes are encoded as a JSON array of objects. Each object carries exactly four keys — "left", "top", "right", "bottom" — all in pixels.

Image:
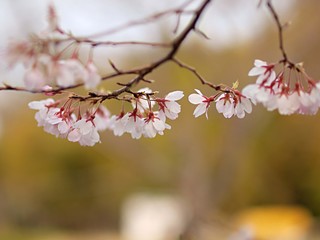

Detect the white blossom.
[
  {"left": 143, "top": 112, "right": 170, "bottom": 138},
  {"left": 297, "top": 91, "right": 319, "bottom": 115},
  {"left": 188, "top": 89, "right": 212, "bottom": 118},
  {"left": 126, "top": 115, "right": 145, "bottom": 139},
  {"left": 248, "top": 59, "right": 276, "bottom": 85},
  {"left": 215, "top": 92, "right": 252, "bottom": 119},
  {"left": 215, "top": 94, "right": 235, "bottom": 118},
  {"left": 277, "top": 92, "right": 300, "bottom": 115},
  {"left": 29, "top": 99, "right": 75, "bottom": 138},
  {"left": 28, "top": 98, "right": 55, "bottom": 111},
  {"left": 158, "top": 91, "right": 184, "bottom": 120},
  {"left": 235, "top": 96, "right": 253, "bottom": 118},
  {"left": 94, "top": 106, "right": 111, "bottom": 131},
  {"left": 68, "top": 119, "right": 100, "bottom": 146},
  {"left": 109, "top": 113, "right": 129, "bottom": 137},
  {"left": 132, "top": 88, "right": 155, "bottom": 113}
]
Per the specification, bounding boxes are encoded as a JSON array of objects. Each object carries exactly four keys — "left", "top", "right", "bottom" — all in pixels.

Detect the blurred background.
[{"left": 1, "top": 0, "right": 320, "bottom": 239}]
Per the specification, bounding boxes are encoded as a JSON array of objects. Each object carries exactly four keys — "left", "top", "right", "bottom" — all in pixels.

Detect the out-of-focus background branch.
[{"left": 1, "top": 0, "right": 320, "bottom": 239}]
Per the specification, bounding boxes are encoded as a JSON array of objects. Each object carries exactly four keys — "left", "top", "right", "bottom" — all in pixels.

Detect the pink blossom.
[
  {"left": 24, "top": 67, "right": 47, "bottom": 91},
  {"left": 84, "top": 61, "right": 101, "bottom": 89},
  {"left": 47, "top": 4, "right": 59, "bottom": 32}
]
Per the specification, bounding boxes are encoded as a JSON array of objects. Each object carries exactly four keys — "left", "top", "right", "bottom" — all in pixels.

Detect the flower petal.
[
  {"left": 188, "top": 94, "right": 205, "bottom": 104},
  {"left": 254, "top": 59, "right": 267, "bottom": 67},
  {"left": 165, "top": 91, "right": 184, "bottom": 101},
  {"left": 193, "top": 103, "right": 207, "bottom": 118},
  {"left": 68, "top": 129, "right": 81, "bottom": 142}
]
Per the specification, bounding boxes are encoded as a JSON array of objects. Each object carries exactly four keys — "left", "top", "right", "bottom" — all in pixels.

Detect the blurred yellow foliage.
[{"left": 233, "top": 205, "right": 313, "bottom": 240}]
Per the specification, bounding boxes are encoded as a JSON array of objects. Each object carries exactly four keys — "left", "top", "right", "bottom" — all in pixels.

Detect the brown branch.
[
  {"left": 0, "top": 84, "right": 81, "bottom": 95},
  {"left": 171, "top": 58, "right": 223, "bottom": 91},
  {"left": 0, "top": 0, "right": 213, "bottom": 99},
  {"left": 266, "top": 0, "right": 295, "bottom": 67},
  {"left": 72, "top": 39, "right": 171, "bottom": 48},
  {"left": 79, "top": 0, "right": 214, "bottom": 103},
  {"left": 76, "top": 0, "right": 197, "bottom": 40}
]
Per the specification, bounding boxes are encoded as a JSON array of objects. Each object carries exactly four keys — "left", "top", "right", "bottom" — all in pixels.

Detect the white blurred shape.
[
  {"left": 229, "top": 226, "right": 255, "bottom": 240},
  {"left": 121, "top": 194, "right": 187, "bottom": 240}
]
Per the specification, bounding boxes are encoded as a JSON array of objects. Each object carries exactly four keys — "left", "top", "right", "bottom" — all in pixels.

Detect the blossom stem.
[{"left": 266, "top": 0, "right": 295, "bottom": 68}]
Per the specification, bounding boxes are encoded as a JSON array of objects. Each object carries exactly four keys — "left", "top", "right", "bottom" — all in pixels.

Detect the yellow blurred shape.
[{"left": 232, "top": 205, "right": 313, "bottom": 240}]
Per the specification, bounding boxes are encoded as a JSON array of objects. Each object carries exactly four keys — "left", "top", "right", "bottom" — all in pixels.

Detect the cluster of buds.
[
  {"left": 28, "top": 88, "right": 184, "bottom": 146},
  {"left": 243, "top": 60, "right": 320, "bottom": 115}
]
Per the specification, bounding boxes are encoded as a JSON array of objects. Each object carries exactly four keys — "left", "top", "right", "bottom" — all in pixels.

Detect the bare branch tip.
[
  {"left": 194, "top": 28, "right": 210, "bottom": 40},
  {"left": 108, "top": 59, "right": 121, "bottom": 73}
]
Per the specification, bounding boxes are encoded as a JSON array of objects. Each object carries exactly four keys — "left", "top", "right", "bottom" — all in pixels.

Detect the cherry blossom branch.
[
  {"left": 1, "top": 0, "right": 217, "bottom": 99},
  {"left": 67, "top": 0, "right": 214, "bottom": 103},
  {"left": 4, "top": 0, "right": 318, "bottom": 146},
  {"left": 243, "top": 2, "right": 320, "bottom": 117}
]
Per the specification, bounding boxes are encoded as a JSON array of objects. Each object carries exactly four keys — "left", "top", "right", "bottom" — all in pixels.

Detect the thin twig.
[
  {"left": 266, "top": 0, "right": 295, "bottom": 67},
  {"left": 171, "top": 58, "right": 223, "bottom": 91},
  {"left": 91, "top": 0, "right": 214, "bottom": 103},
  {"left": 1, "top": 0, "right": 215, "bottom": 100},
  {"left": 71, "top": 0, "right": 197, "bottom": 40},
  {"left": 75, "top": 40, "right": 171, "bottom": 48}
]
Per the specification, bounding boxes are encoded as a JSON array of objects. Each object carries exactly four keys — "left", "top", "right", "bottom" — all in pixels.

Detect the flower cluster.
[
  {"left": 243, "top": 59, "right": 320, "bottom": 115},
  {"left": 28, "top": 98, "right": 108, "bottom": 146},
  {"left": 28, "top": 89, "right": 184, "bottom": 146},
  {"left": 6, "top": 6, "right": 101, "bottom": 91},
  {"left": 7, "top": 39, "right": 102, "bottom": 91},
  {"left": 9, "top": 2, "right": 320, "bottom": 148},
  {"left": 109, "top": 89, "right": 184, "bottom": 139},
  {"left": 188, "top": 88, "right": 253, "bottom": 119}
]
